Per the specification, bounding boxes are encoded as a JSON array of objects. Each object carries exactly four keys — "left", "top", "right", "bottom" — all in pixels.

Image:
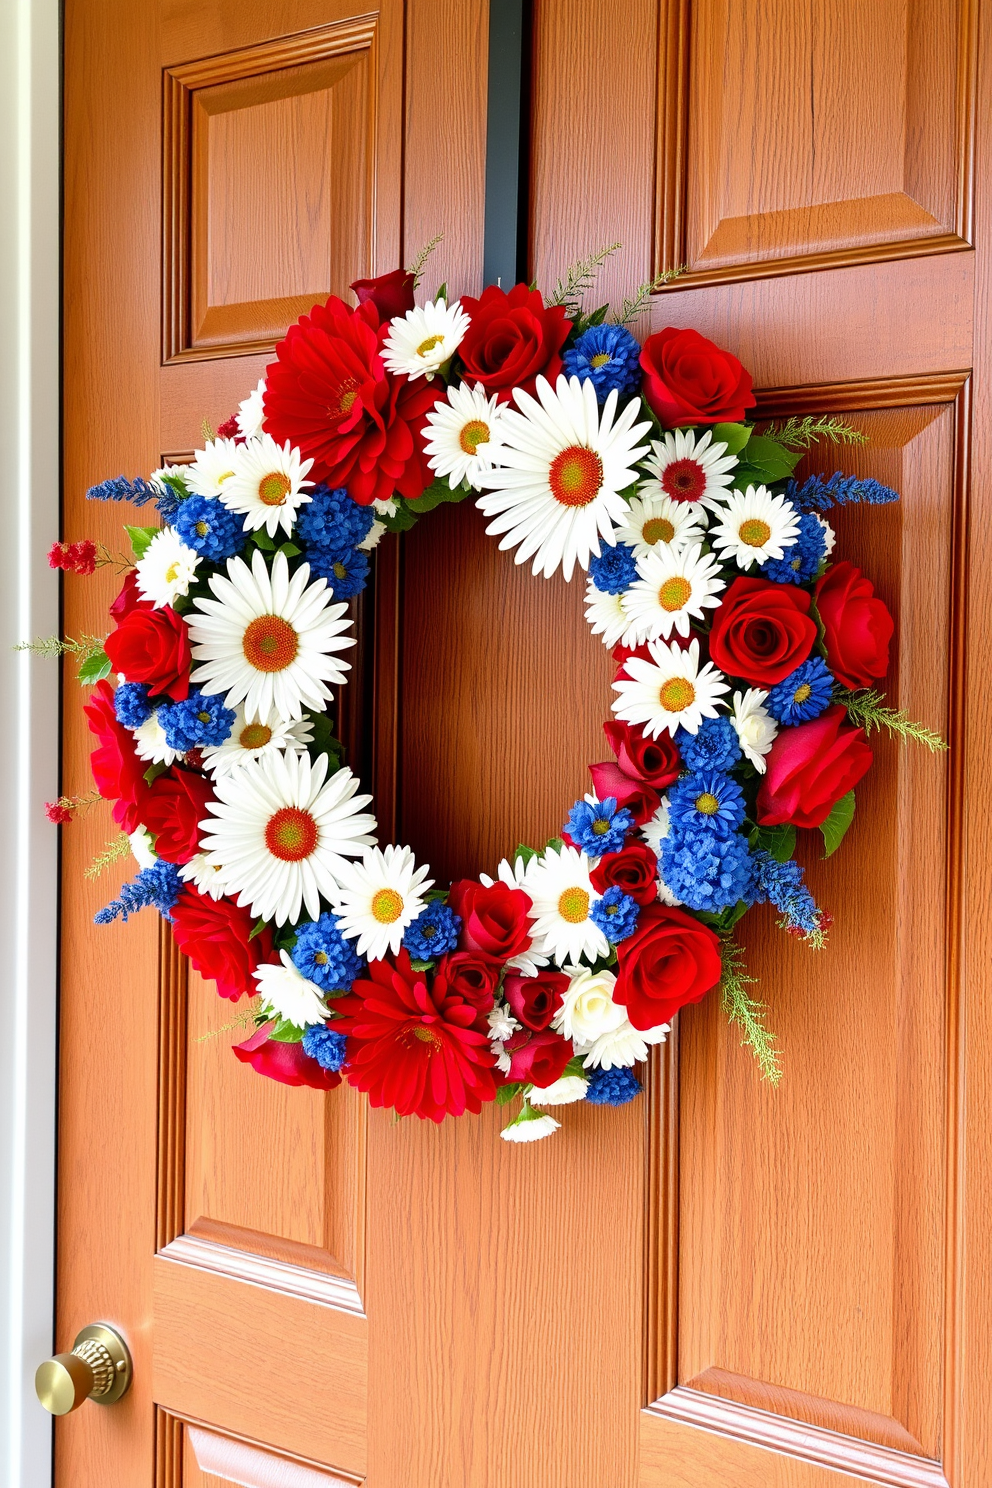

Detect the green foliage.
[
  {"left": 495, "top": 1082, "right": 524, "bottom": 1106},
  {"left": 77, "top": 648, "right": 112, "bottom": 685},
  {"left": 407, "top": 232, "right": 443, "bottom": 286},
  {"left": 404, "top": 478, "right": 472, "bottom": 515},
  {"left": 764, "top": 414, "right": 869, "bottom": 451},
  {"left": 547, "top": 242, "right": 622, "bottom": 318},
  {"left": 513, "top": 843, "right": 539, "bottom": 868},
  {"left": 307, "top": 711, "right": 346, "bottom": 773},
  {"left": 409, "top": 959, "right": 434, "bottom": 973},
  {"left": 819, "top": 789, "right": 856, "bottom": 858},
  {"left": 544, "top": 836, "right": 565, "bottom": 855},
  {"left": 711, "top": 422, "right": 753, "bottom": 456},
  {"left": 125, "top": 524, "right": 159, "bottom": 560},
  {"left": 14, "top": 632, "right": 107, "bottom": 664},
  {"left": 276, "top": 541, "right": 302, "bottom": 558},
  {"left": 269, "top": 1017, "right": 306, "bottom": 1044},
  {"left": 379, "top": 502, "right": 419, "bottom": 534},
  {"left": 696, "top": 899, "right": 750, "bottom": 933},
  {"left": 719, "top": 936, "right": 782, "bottom": 1085},
  {"left": 83, "top": 834, "right": 131, "bottom": 880},
  {"left": 248, "top": 916, "right": 270, "bottom": 942},
  {"left": 615, "top": 265, "right": 687, "bottom": 326},
  {"left": 836, "top": 687, "right": 948, "bottom": 753},
  {"left": 750, "top": 822, "right": 797, "bottom": 863},
  {"left": 142, "top": 760, "right": 168, "bottom": 786},
  {"left": 251, "top": 529, "right": 277, "bottom": 551},
  {"left": 731, "top": 433, "right": 802, "bottom": 490},
  {"left": 194, "top": 998, "right": 260, "bottom": 1044},
  {"left": 200, "top": 418, "right": 216, "bottom": 443}
]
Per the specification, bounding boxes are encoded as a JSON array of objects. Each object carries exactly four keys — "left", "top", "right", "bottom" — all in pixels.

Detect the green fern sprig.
[
  {"left": 719, "top": 936, "right": 782, "bottom": 1085},
  {"left": 195, "top": 997, "right": 262, "bottom": 1044},
  {"left": 547, "top": 242, "right": 622, "bottom": 315},
  {"left": 836, "top": 687, "right": 947, "bottom": 752},
  {"left": 764, "top": 414, "right": 868, "bottom": 450},
  {"left": 14, "top": 633, "right": 107, "bottom": 663},
  {"left": 407, "top": 233, "right": 444, "bottom": 286},
  {"left": 84, "top": 834, "right": 131, "bottom": 880},
  {"left": 616, "top": 265, "right": 687, "bottom": 326}
]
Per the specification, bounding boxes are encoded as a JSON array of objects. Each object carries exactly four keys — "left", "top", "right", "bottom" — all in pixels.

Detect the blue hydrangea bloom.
[
  {"left": 159, "top": 690, "right": 235, "bottom": 751},
  {"left": 403, "top": 902, "right": 462, "bottom": 960},
  {"left": 660, "top": 827, "right": 755, "bottom": 913},
  {"left": 86, "top": 475, "right": 157, "bottom": 506},
  {"left": 174, "top": 493, "right": 246, "bottom": 561},
  {"left": 668, "top": 771, "right": 746, "bottom": 838},
  {"left": 562, "top": 323, "right": 643, "bottom": 402},
  {"left": 95, "top": 862, "right": 183, "bottom": 924},
  {"left": 296, "top": 485, "right": 374, "bottom": 551},
  {"left": 114, "top": 681, "right": 152, "bottom": 728},
  {"left": 590, "top": 886, "right": 640, "bottom": 943},
  {"left": 786, "top": 471, "right": 899, "bottom": 514},
  {"left": 752, "top": 850, "right": 823, "bottom": 937},
  {"left": 588, "top": 543, "right": 638, "bottom": 594},
  {"left": 760, "top": 510, "right": 827, "bottom": 585},
  {"left": 302, "top": 1023, "right": 348, "bottom": 1072},
  {"left": 305, "top": 545, "right": 371, "bottom": 599},
  {"left": 766, "top": 656, "right": 834, "bottom": 726},
  {"left": 675, "top": 715, "right": 741, "bottom": 772},
  {"left": 565, "top": 795, "right": 634, "bottom": 855},
  {"left": 291, "top": 913, "right": 364, "bottom": 993},
  {"left": 585, "top": 1066, "right": 642, "bottom": 1105}
]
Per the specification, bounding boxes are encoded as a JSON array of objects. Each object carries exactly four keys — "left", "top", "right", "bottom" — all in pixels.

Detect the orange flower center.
[
  {"left": 658, "top": 575, "right": 692, "bottom": 612},
  {"left": 659, "top": 677, "right": 696, "bottom": 712},
  {"left": 548, "top": 446, "right": 603, "bottom": 507},
  {"left": 371, "top": 887, "right": 404, "bottom": 924},
  {"left": 661, "top": 458, "right": 705, "bottom": 502},
  {"left": 242, "top": 615, "right": 298, "bottom": 672},
  {"left": 258, "top": 472, "right": 291, "bottom": 506},
  {"left": 265, "top": 806, "right": 318, "bottom": 862},
  {"left": 239, "top": 722, "right": 273, "bottom": 749},
  {"left": 459, "top": 419, "right": 490, "bottom": 454},
  {"left": 642, "top": 516, "right": 676, "bottom": 545},
  {"left": 739, "top": 518, "right": 772, "bottom": 547},
  {"left": 557, "top": 886, "right": 590, "bottom": 924}
]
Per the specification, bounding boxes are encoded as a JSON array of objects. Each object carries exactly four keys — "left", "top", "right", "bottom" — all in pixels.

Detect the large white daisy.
[
  {"left": 220, "top": 434, "right": 313, "bottom": 538},
  {"left": 200, "top": 702, "right": 314, "bottom": 776},
  {"left": 422, "top": 382, "right": 506, "bottom": 490},
  {"left": 381, "top": 297, "right": 471, "bottom": 380},
  {"left": 730, "top": 687, "right": 778, "bottom": 771},
  {"left": 255, "top": 952, "right": 328, "bottom": 1029},
  {"left": 187, "top": 549, "right": 354, "bottom": 722},
  {"left": 187, "top": 438, "right": 239, "bottom": 499},
  {"left": 612, "top": 636, "right": 729, "bottom": 738},
  {"left": 198, "top": 751, "right": 376, "bottom": 927},
  {"left": 707, "top": 485, "right": 801, "bottom": 569},
  {"left": 135, "top": 527, "right": 199, "bottom": 609},
  {"left": 236, "top": 378, "right": 266, "bottom": 441},
  {"left": 523, "top": 844, "right": 609, "bottom": 966},
  {"left": 329, "top": 844, "right": 433, "bottom": 961},
  {"left": 476, "top": 374, "right": 651, "bottom": 581},
  {"left": 584, "top": 581, "right": 629, "bottom": 649},
  {"left": 641, "top": 428, "right": 737, "bottom": 507},
  {"left": 614, "top": 490, "right": 707, "bottom": 561},
  {"left": 620, "top": 543, "right": 725, "bottom": 642}
]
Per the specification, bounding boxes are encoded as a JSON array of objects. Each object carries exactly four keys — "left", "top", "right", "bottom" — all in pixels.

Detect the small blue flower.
[
  {"left": 305, "top": 545, "right": 370, "bottom": 599},
  {"left": 752, "top": 850, "right": 824, "bottom": 938},
  {"left": 296, "top": 485, "right": 374, "bottom": 551},
  {"left": 660, "top": 827, "right": 755, "bottom": 913},
  {"left": 402, "top": 902, "right": 462, "bottom": 960},
  {"left": 86, "top": 475, "right": 157, "bottom": 506},
  {"left": 291, "top": 913, "right": 364, "bottom": 993},
  {"left": 159, "top": 690, "right": 235, "bottom": 751},
  {"left": 562, "top": 323, "right": 643, "bottom": 402},
  {"left": 114, "top": 681, "right": 152, "bottom": 728},
  {"left": 588, "top": 543, "right": 638, "bottom": 594},
  {"left": 675, "top": 715, "right": 741, "bottom": 772},
  {"left": 302, "top": 1023, "right": 348, "bottom": 1072},
  {"left": 585, "top": 1066, "right": 642, "bottom": 1105},
  {"left": 668, "top": 771, "right": 746, "bottom": 838},
  {"left": 590, "top": 886, "right": 640, "bottom": 943},
  {"left": 760, "top": 511, "right": 827, "bottom": 585},
  {"left": 95, "top": 862, "right": 183, "bottom": 924},
  {"left": 766, "top": 657, "right": 834, "bottom": 726},
  {"left": 566, "top": 795, "right": 634, "bottom": 855},
  {"left": 174, "top": 493, "right": 247, "bottom": 561},
  {"left": 786, "top": 471, "right": 899, "bottom": 514}
]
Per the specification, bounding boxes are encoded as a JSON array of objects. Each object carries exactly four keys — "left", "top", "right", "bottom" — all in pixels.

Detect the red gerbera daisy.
[
  {"left": 262, "top": 295, "right": 440, "bottom": 506},
  {"left": 333, "top": 950, "right": 498, "bottom": 1122}
]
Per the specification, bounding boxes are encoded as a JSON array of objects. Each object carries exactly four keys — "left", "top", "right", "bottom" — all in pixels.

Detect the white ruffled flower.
[
  {"left": 187, "top": 438, "right": 239, "bottom": 499},
  {"left": 358, "top": 520, "right": 386, "bottom": 552},
  {"left": 580, "top": 1019, "right": 669, "bottom": 1070},
  {"left": 372, "top": 497, "right": 398, "bottom": 518},
  {"left": 529, "top": 1075, "right": 589, "bottom": 1106},
  {"left": 500, "top": 1108, "right": 560, "bottom": 1142},
  {"left": 254, "top": 951, "right": 328, "bottom": 1029},
  {"left": 730, "top": 687, "right": 778, "bottom": 772},
  {"left": 131, "top": 709, "right": 181, "bottom": 766},
  {"left": 553, "top": 965, "right": 627, "bottom": 1046},
  {"left": 236, "top": 378, "right": 266, "bottom": 441},
  {"left": 707, "top": 485, "right": 801, "bottom": 569},
  {"left": 381, "top": 298, "right": 471, "bottom": 380},
  {"left": 422, "top": 382, "right": 506, "bottom": 490},
  {"left": 129, "top": 826, "right": 157, "bottom": 868},
  {"left": 641, "top": 799, "right": 681, "bottom": 906},
  {"left": 584, "top": 581, "right": 629, "bottom": 649},
  {"left": 135, "top": 528, "right": 199, "bottom": 608}
]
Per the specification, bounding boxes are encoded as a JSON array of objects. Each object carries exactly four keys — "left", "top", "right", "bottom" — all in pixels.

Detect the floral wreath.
[{"left": 39, "top": 243, "right": 944, "bottom": 1143}]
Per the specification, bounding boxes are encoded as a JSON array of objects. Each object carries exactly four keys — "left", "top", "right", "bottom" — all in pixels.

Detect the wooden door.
[{"left": 58, "top": 3, "right": 991, "bottom": 1488}]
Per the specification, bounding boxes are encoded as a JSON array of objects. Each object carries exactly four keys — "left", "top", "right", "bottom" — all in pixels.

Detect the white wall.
[{"left": 0, "top": 0, "right": 61, "bottom": 1483}]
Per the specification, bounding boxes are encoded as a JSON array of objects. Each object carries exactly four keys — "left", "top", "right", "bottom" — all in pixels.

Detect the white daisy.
[
  {"left": 529, "top": 1075, "right": 589, "bottom": 1105},
  {"left": 500, "top": 1107, "right": 560, "bottom": 1142},
  {"left": 620, "top": 543, "right": 725, "bottom": 642},
  {"left": 179, "top": 852, "right": 227, "bottom": 900},
  {"left": 476, "top": 374, "right": 651, "bottom": 581},
  {"left": 150, "top": 462, "right": 190, "bottom": 499},
  {"left": 488, "top": 999, "right": 520, "bottom": 1073},
  {"left": 581, "top": 1019, "right": 669, "bottom": 1070},
  {"left": 131, "top": 709, "right": 181, "bottom": 766},
  {"left": 187, "top": 549, "right": 354, "bottom": 722},
  {"left": 641, "top": 428, "right": 738, "bottom": 507},
  {"left": 255, "top": 952, "right": 328, "bottom": 1029},
  {"left": 129, "top": 826, "right": 157, "bottom": 868},
  {"left": 236, "top": 378, "right": 266, "bottom": 441},
  {"left": 220, "top": 434, "right": 313, "bottom": 538},
  {"left": 200, "top": 702, "right": 313, "bottom": 776},
  {"left": 614, "top": 490, "right": 707, "bottom": 561},
  {"left": 708, "top": 485, "right": 801, "bottom": 569},
  {"left": 187, "top": 438, "right": 239, "bottom": 499},
  {"left": 135, "top": 527, "right": 200, "bottom": 609},
  {"left": 553, "top": 965, "right": 627, "bottom": 1046},
  {"left": 381, "top": 297, "right": 471, "bottom": 380},
  {"left": 815, "top": 514, "right": 836, "bottom": 558},
  {"left": 422, "top": 382, "right": 506, "bottom": 490},
  {"left": 358, "top": 520, "right": 386, "bottom": 552},
  {"left": 198, "top": 752, "right": 376, "bottom": 927},
  {"left": 523, "top": 844, "right": 608, "bottom": 966},
  {"left": 730, "top": 687, "right": 778, "bottom": 772},
  {"left": 584, "top": 580, "right": 629, "bottom": 649},
  {"left": 612, "top": 636, "right": 730, "bottom": 738},
  {"left": 329, "top": 844, "right": 433, "bottom": 961}
]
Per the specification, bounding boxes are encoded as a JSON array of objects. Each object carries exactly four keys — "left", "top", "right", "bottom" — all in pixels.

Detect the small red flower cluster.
[{"left": 48, "top": 539, "right": 97, "bottom": 575}]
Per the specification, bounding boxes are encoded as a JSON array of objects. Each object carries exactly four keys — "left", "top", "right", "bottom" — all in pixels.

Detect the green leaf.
[
  {"left": 495, "top": 1082, "right": 524, "bottom": 1106},
  {"left": 142, "top": 761, "right": 168, "bottom": 786},
  {"left": 251, "top": 529, "right": 277, "bottom": 551},
  {"left": 269, "top": 1017, "right": 305, "bottom": 1043},
  {"left": 77, "top": 648, "right": 112, "bottom": 685},
  {"left": 277, "top": 541, "right": 301, "bottom": 558},
  {"left": 820, "top": 790, "right": 856, "bottom": 857},
  {"left": 124, "top": 525, "right": 159, "bottom": 560},
  {"left": 248, "top": 916, "right": 270, "bottom": 942},
  {"left": 753, "top": 823, "right": 797, "bottom": 863},
  {"left": 544, "top": 836, "right": 565, "bottom": 855},
  {"left": 409, "top": 959, "right": 434, "bottom": 973},
  {"left": 380, "top": 503, "right": 419, "bottom": 533},
  {"left": 405, "top": 478, "right": 472, "bottom": 515},
  {"left": 696, "top": 899, "right": 750, "bottom": 933},
  {"left": 711, "top": 422, "right": 753, "bottom": 456},
  {"left": 563, "top": 1055, "right": 588, "bottom": 1079},
  {"left": 435, "top": 281, "right": 448, "bottom": 303},
  {"left": 732, "top": 434, "right": 802, "bottom": 489},
  {"left": 513, "top": 843, "right": 539, "bottom": 868}
]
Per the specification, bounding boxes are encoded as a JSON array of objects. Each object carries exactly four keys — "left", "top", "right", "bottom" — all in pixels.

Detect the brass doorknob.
[{"left": 35, "top": 1323, "right": 132, "bottom": 1415}]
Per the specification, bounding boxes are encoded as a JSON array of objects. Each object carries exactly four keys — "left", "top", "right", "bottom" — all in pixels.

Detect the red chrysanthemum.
[
  {"left": 333, "top": 950, "right": 497, "bottom": 1122},
  {"left": 262, "top": 295, "right": 441, "bottom": 505}
]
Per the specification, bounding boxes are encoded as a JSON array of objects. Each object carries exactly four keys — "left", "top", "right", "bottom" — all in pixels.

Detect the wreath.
[{"left": 39, "top": 244, "right": 944, "bottom": 1142}]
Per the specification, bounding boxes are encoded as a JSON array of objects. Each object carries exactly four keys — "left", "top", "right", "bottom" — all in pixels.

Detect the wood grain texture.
[{"left": 185, "top": 1419, "right": 364, "bottom": 1485}]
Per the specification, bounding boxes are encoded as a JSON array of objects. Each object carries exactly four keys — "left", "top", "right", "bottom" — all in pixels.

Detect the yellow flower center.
[
  {"left": 642, "top": 517, "right": 676, "bottom": 546},
  {"left": 195, "top": 520, "right": 209, "bottom": 537},
  {"left": 459, "top": 419, "right": 490, "bottom": 454},
  {"left": 658, "top": 575, "right": 692, "bottom": 612},
  {"left": 589, "top": 352, "right": 611, "bottom": 369},
  {"left": 197, "top": 711, "right": 212, "bottom": 724},
  {"left": 659, "top": 677, "right": 696, "bottom": 712},
  {"left": 313, "top": 950, "right": 328, "bottom": 965},
  {"left": 557, "top": 886, "right": 590, "bottom": 924},
  {"left": 793, "top": 682, "right": 812, "bottom": 704},
  {"left": 416, "top": 334, "right": 445, "bottom": 357},
  {"left": 239, "top": 722, "right": 272, "bottom": 749},
  {"left": 165, "top": 561, "right": 182, "bottom": 584},
  {"left": 739, "top": 518, "right": 772, "bottom": 547},
  {"left": 548, "top": 446, "right": 603, "bottom": 507},
  {"left": 695, "top": 792, "right": 720, "bottom": 815},
  {"left": 591, "top": 818, "right": 611, "bottom": 835},
  {"left": 412, "top": 1025, "right": 441, "bottom": 1046},
  {"left": 371, "top": 887, "right": 404, "bottom": 924},
  {"left": 259, "top": 472, "right": 291, "bottom": 507},
  {"left": 333, "top": 561, "right": 348, "bottom": 580}
]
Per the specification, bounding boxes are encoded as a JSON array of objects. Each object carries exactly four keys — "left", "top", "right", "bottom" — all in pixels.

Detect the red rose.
[
  {"left": 756, "top": 705, "right": 873, "bottom": 829},
  {"left": 613, "top": 903, "right": 722, "bottom": 1032},
  {"left": 170, "top": 887, "right": 276, "bottom": 1001},
  {"left": 447, "top": 879, "right": 533, "bottom": 960},
  {"left": 350, "top": 268, "right": 415, "bottom": 321},
  {"left": 83, "top": 679, "right": 150, "bottom": 832},
  {"left": 589, "top": 841, "right": 660, "bottom": 906},
  {"left": 436, "top": 951, "right": 501, "bottom": 1013},
  {"left": 109, "top": 569, "right": 146, "bottom": 621},
  {"left": 504, "top": 1028, "right": 573, "bottom": 1088},
  {"left": 105, "top": 603, "right": 192, "bottom": 701},
  {"left": 814, "top": 561, "right": 894, "bottom": 689},
  {"left": 457, "top": 283, "right": 571, "bottom": 403},
  {"left": 233, "top": 1023, "right": 341, "bottom": 1091},
  {"left": 263, "top": 295, "right": 439, "bottom": 504},
  {"left": 639, "top": 327, "right": 755, "bottom": 428},
  {"left": 603, "top": 720, "right": 681, "bottom": 787},
  {"left": 141, "top": 768, "right": 213, "bottom": 863},
  {"left": 503, "top": 969, "right": 569, "bottom": 1032},
  {"left": 709, "top": 576, "right": 818, "bottom": 687},
  {"left": 587, "top": 761, "right": 660, "bottom": 826}
]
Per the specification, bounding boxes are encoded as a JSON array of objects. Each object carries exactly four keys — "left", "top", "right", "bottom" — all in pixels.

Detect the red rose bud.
[
  {"left": 436, "top": 951, "right": 501, "bottom": 1013},
  {"left": 503, "top": 969, "right": 569, "bottom": 1032},
  {"left": 588, "top": 761, "right": 660, "bottom": 825},
  {"left": 457, "top": 283, "right": 571, "bottom": 403},
  {"left": 814, "top": 561, "right": 894, "bottom": 690},
  {"left": 83, "top": 679, "right": 150, "bottom": 832},
  {"left": 709, "top": 576, "right": 818, "bottom": 688},
  {"left": 589, "top": 840, "right": 660, "bottom": 906},
  {"left": 105, "top": 602, "right": 192, "bottom": 700},
  {"left": 171, "top": 887, "right": 276, "bottom": 1001},
  {"left": 613, "top": 903, "right": 722, "bottom": 1032},
  {"left": 141, "top": 768, "right": 214, "bottom": 863},
  {"left": 639, "top": 327, "right": 755, "bottom": 428},
  {"left": 504, "top": 1028, "right": 573, "bottom": 1089},
  {"left": 233, "top": 1023, "right": 341, "bottom": 1090},
  {"left": 756, "top": 705, "right": 872, "bottom": 829},
  {"left": 447, "top": 879, "right": 533, "bottom": 960},
  {"left": 350, "top": 268, "right": 416, "bottom": 321},
  {"left": 603, "top": 720, "right": 681, "bottom": 787}
]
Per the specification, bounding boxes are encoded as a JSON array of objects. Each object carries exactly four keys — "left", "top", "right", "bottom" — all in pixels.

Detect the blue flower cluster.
[
  {"left": 403, "top": 902, "right": 462, "bottom": 960},
  {"left": 159, "top": 690, "right": 235, "bottom": 751},
  {"left": 752, "top": 851, "right": 823, "bottom": 938},
  {"left": 306, "top": 545, "right": 371, "bottom": 599},
  {"left": 660, "top": 830, "right": 754, "bottom": 913},
  {"left": 588, "top": 543, "right": 638, "bottom": 594},
  {"left": 152, "top": 475, "right": 190, "bottom": 523},
  {"left": 766, "top": 657, "right": 834, "bottom": 726},
  {"left": 675, "top": 715, "right": 741, "bottom": 772},
  {"left": 668, "top": 771, "right": 746, "bottom": 837},
  {"left": 566, "top": 795, "right": 633, "bottom": 855},
  {"left": 174, "top": 493, "right": 246, "bottom": 561},
  {"left": 94, "top": 862, "right": 183, "bottom": 924},
  {"left": 760, "top": 510, "right": 827, "bottom": 585},
  {"left": 291, "top": 912, "right": 364, "bottom": 993},
  {"left": 563, "top": 324, "right": 643, "bottom": 402},
  {"left": 585, "top": 1066, "right": 642, "bottom": 1105},
  {"left": 786, "top": 471, "right": 899, "bottom": 513},
  {"left": 86, "top": 475, "right": 157, "bottom": 506},
  {"left": 296, "top": 485, "right": 375, "bottom": 600},
  {"left": 114, "top": 682, "right": 152, "bottom": 728},
  {"left": 590, "top": 885, "right": 640, "bottom": 943},
  {"left": 302, "top": 1023, "right": 348, "bottom": 1072}
]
